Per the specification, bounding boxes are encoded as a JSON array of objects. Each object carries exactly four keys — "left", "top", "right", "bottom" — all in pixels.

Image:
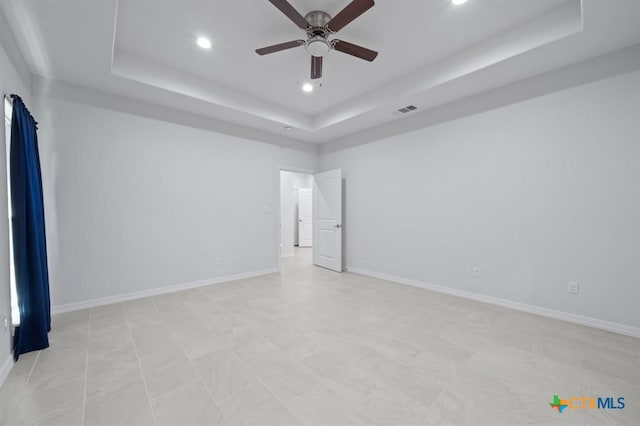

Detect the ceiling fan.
[{"left": 255, "top": 0, "right": 379, "bottom": 80}]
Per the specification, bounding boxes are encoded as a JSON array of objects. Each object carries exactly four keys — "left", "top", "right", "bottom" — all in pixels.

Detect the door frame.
[{"left": 277, "top": 166, "right": 315, "bottom": 272}]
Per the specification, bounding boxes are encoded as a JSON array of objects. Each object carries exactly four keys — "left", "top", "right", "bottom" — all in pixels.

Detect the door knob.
[{"left": 334, "top": 224, "right": 342, "bottom": 229}]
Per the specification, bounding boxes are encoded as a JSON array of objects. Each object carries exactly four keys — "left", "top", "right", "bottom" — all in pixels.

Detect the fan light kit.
[
  {"left": 256, "top": 0, "right": 379, "bottom": 79},
  {"left": 306, "top": 36, "right": 331, "bottom": 57},
  {"left": 196, "top": 37, "right": 212, "bottom": 49}
]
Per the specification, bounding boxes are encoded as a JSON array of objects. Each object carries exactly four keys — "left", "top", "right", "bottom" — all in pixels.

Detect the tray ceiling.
[{"left": 2, "top": 0, "right": 640, "bottom": 147}]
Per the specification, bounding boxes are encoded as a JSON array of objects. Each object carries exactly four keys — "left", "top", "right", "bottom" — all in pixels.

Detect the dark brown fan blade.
[
  {"left": 311, "top": 56, "right": 323, "bottom": 79},
  {"left": 332, "top": 39, "right": 378, "bottom": 61},
  {"left": 267, "top": 0, "right": 310, "bottom": 29},
  {"left": 326, "top": 0, "right": 375, "bottom": 33},
  {"left": 256, "top": 40, "right": 304, "bottom": 55}
]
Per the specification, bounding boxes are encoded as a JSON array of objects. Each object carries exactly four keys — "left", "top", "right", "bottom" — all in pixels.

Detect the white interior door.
[
  {"left": 298, "top": 188, "right": 313, "bottom": 247},
  {"left": 313, "top": 169, "right": 342, "bottom": 272}
]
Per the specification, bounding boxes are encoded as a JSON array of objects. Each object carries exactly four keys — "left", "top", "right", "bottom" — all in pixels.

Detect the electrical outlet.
[
  {"left": 473, "top": 267, "right": 481, "bottom": 278},
  {"left": 214, "top": 257, "right": 221, "bottom": 266},
  {"left": 568, "top": 282, "right": 579, "bottom": 295}
]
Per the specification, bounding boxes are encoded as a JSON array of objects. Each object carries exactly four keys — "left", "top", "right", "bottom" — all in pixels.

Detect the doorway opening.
[
  {"left": 278, "top": 168, "right": 343, "bottom": 273},
  {"left": 279, "top": 170, "right": 313, "bottom": 264}
]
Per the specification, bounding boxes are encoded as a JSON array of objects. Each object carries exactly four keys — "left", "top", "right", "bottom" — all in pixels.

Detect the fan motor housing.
[{"left": 305, "top": 10, "right": 331, "bottom": 35}]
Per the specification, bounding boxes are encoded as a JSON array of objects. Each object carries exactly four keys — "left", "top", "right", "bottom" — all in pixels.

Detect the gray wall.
[
  {"left": 321, "top": 70, "right": 640, "bottom": 329},
  {"left": 35, "top": 96, "right": 317, "bottom": 309}
]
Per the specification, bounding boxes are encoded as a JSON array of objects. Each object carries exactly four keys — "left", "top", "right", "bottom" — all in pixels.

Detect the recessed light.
[
  {"left": 196, "top": 37, "right": 212, "bottom": 49},
  {"left": 302, "top": 83, "right": 313, "bottom": 93},
  {"left": 284, "top": 126, "right": 293, "bottom": 131},
  {"left": 452, "top": 0, "right": 468, "bottom": 5}
]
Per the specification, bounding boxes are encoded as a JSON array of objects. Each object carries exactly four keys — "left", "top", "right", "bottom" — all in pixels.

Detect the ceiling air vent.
[{"left": 394, "top": 105, "right": 418, "bottom": 115}]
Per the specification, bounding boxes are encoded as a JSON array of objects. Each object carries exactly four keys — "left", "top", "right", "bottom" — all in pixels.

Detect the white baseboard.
[
  {"left": 52, "top": 268, "right": 279, "bottom": 315},
  {"left": 0, "top": 354, "right": 14, "bottom": 387},
  {"left": 346, "top": 267, "right": 640, "bottom": 339}
]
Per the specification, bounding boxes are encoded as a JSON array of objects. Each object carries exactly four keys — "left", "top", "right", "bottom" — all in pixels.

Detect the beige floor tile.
[
  {"left": 131, "top": 323, "right": 179, "bottom": 357},
  {"left": 163, "top": 310, "right": 210, "bottom": 336},
  {"left": 176, "top": 328, "right": 228, "bottom": 360},
  {"left": 246, "top": 349, "right": 319, "bottom": 403},
  {"left": 12, "top": 378, "right": 84, "bottom": 425},
  {"left": 221, "top": 324, "right": 278, "bottom": 361},
  {"left": 286, "top": 383, "right": 372, "bottom": 425},
  {"left": 217, "top": 298, "right": 273, "bottom": 318},
  {"left": 123, "top": 299, "right": 163, "bottom": 328},
  {"left": 356, "top": 350, "right": 446, "bottom": 407},
  {"left": 152, "top": 293, "right": 189, "bottom": 313},
  {"left": 51, "top": 310, "right": 90, "bottom": 329},
  {"left": 195, "top": 308, "right": 244, "bottom": 335},
  {"left": 179, "top": 289, "right": 217, "bottom": 313},
  {"left": 300, "top": 347, "right": 366, "bottom": 379},
  {"left": 0, "top": 377, "right": 27, "bottom": 424},
  {"left": 257, "top": 324, "right": 329, "bottom": 361},
  {"left": 89, "top": 303, "right": 127, "bottom": 330},
  {"left": 32, "top": 402, "right": 83, "bottom": 426},
  {"left": 5, "top": 351, "right": 39, "bottom": 383},
  {"left": 86, "top": 345, "right": 143, "bottom": 399},
  {"left": 1, "top": 248, "right": 638, "bottom": 425},
  {"left": 140, "top": 347, "right": 199, "bottom": 399},
  {"left": 323, "top": 375, "right": 434, "bottom": 425},
  {"left": 407, "top": 346, "right": 472, "bottom": 382},
  {"left": 88, "top": 322, "right": 134, "bottom": 355},
  {"left": 122, "top": 297, "right": 158, "bottom": 315},
  {"left": 84, "top": 380, "right": 154, "bottom": 426},
  {"left": 126, "top": 309, "right": 165, "bottom": 329},
  {"left": 580, "top": 326, "right": 640, "bottom": 355},
  {"left": 48, "top": 322, "right": 89, "bottom": 352},
  {"left": 193, "top": 348, "right": 256, "bottom": 403},
  {"left": 23, "top": 346, "right": 86, "bottom": 394},
  {"left": 219, "top": 381, "right": 300, "bottom": 425},
  {"left": 427, "top": 385, "right": 506, "bottom": 424},
  {"left": 581, "top": 345, "right": 640, "bottom": 385},
  {"left": 151, "top": 381, "right": 222, "bottom": 426}
]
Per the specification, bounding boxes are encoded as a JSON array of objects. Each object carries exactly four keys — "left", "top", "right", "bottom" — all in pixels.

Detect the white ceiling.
[
  {"left": 2, "top": 0, "right": 640, "bottom": 148},
  {"left": 115, "top": 0, "right": 569, "bottom": 115}
]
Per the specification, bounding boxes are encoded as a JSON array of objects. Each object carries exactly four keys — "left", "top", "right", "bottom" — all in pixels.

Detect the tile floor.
[{"left": 0, "top": 248, "right": 639, "bottom": 425}]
